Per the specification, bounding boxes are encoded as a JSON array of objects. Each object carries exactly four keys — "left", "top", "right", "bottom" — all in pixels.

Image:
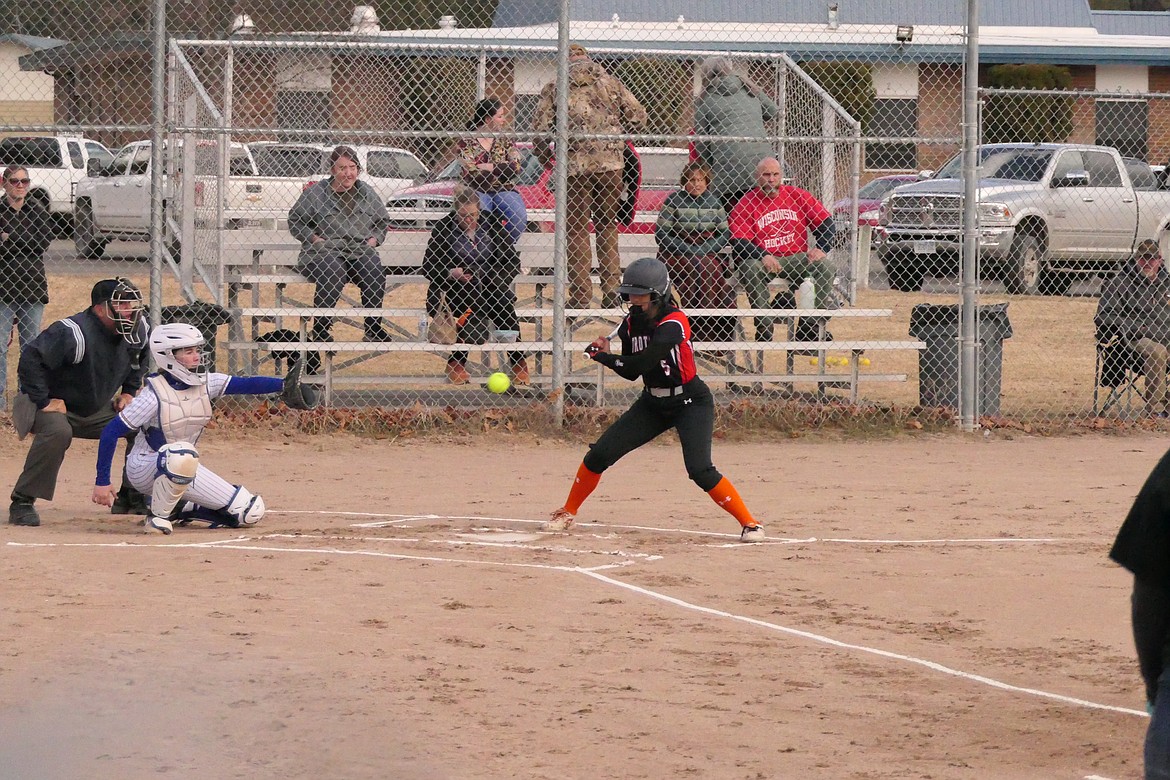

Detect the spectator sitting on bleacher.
[
  {"left": 1095, "top": 239, "right": 1170, "bottom": 417},
  {"left": 729, "top": 157, "right": 836, "bottom": 343},
  {"left": 655, "top": 160, "right": 735, "bottom": 347},
  {"left": 288, "top": 145, "right": 392, "bottom": 360},
  {"left": 422, "top": 185, "right": 529, "bottom": 386}
]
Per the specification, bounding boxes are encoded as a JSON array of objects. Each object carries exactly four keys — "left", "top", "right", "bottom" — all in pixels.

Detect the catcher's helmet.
[
  {"left": 150, "top": 323, "right": 207, "bottom": 385},
  {"left": 617, "top": 257, "right": 671, "bottom": 305}
]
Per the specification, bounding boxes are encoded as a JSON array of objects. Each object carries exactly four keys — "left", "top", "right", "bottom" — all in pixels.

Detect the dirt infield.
[{"left": 0, "top": 427, "right": 1160, "bottom": 779}]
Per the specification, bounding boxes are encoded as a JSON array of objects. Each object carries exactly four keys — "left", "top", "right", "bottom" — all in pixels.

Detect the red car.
[
  {"left": 385, "top": 144, "right": 688, "bottom": 234},
  {"left": 832, "top": 173, "right": 920, "bottom": 234}
]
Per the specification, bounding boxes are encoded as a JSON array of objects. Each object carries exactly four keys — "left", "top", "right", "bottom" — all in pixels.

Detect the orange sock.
[
  {"left": 562, "top": 462, "right": 602, "bottom": 515},
  {"left": 707, "top": 477, "right": 758, "bottom": 528}
]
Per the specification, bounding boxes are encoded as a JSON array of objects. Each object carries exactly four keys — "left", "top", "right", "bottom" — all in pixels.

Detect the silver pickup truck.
[{"left": 875, "top": 143, "right": 1170, "bottom": 294}]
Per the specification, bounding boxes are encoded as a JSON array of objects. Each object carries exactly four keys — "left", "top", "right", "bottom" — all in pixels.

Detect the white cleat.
[
  {"left": 144, "top": 515, "right": 174, "bottom": 535},
  {"left": 543, "top": 509, "right": 575, "bottom": 532},
  {"left": 739, "top": 524, "right": 765, "bottom": 543}
]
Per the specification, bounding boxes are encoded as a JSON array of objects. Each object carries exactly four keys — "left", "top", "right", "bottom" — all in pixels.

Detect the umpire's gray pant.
[{"left": 11, "top": 394, "right": 132, "bottom": 501}]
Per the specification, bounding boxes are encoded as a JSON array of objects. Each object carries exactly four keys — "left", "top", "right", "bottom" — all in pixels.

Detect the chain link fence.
[{"left": 1, "top": 2, "right": 1168, "bottom": 430}]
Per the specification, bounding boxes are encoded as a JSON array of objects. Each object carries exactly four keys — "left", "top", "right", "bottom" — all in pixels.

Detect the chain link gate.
[{"left": 3, "top": 2, "right": 1169, "bottom": 430}]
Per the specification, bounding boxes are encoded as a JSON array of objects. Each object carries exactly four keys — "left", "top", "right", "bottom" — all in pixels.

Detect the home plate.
[{"left": 455, "top": 531, "right": 543, "bottom": 543}]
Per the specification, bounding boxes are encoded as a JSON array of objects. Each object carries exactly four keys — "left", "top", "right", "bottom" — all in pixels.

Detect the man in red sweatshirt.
[{"left": 729, "top": 157, "right": 836, "bottom": 342}]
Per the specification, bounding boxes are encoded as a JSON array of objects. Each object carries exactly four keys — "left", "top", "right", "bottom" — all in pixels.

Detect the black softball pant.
[{"left": 583, "top": 379, "right": 722, "bottom": 492}]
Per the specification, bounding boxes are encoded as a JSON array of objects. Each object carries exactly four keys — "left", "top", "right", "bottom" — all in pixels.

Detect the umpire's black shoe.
[
  {"left": 9, "top": 500, "right": 40, "bottom": 527},
  {"left": 111, "top": 488, "right": 149, "bottom": 516}
]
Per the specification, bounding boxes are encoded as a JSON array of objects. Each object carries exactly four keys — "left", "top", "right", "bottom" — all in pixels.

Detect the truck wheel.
[
  {"left": 1004, "top": 234, "right": 1045, "bottom": 295},
  {"left": 883, "top": 249, "right": 925, "bottom": 292},
  {"left": 73, "top": 201, "right": 108, "bottom": 260}
]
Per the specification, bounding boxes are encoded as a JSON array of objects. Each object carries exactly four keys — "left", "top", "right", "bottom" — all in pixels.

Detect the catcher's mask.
[{"left": 92, "top": 277, "right": 146, "bottom": 347}]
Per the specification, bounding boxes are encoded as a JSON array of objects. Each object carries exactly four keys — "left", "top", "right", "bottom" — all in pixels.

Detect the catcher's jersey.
[
  {"left": 617, "top": 307, "right": 698, "bottom": 389},
  {"left": 118, "top": 372, "right": 231, "bottom": 458}
]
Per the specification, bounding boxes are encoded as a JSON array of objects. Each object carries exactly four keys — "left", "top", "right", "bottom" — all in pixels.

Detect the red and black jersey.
[{"left": 607, "top": 304, "right": 698, "bottom": 389}]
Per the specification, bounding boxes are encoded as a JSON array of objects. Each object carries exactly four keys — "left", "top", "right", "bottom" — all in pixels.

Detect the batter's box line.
[
  {"left": 243, "top": 511, "right": 1086, "bottom": 547},
  {"left": 257, "top": 532, "right": 664, "bottom": 562},
  {"left": 152, "top": 541, "right": 638, "bottom": 574},
  {"left": 579, "top": 568, "right": 1147, "bottom": 719}
]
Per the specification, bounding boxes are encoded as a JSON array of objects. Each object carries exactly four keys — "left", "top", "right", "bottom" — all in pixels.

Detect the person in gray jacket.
[
  {"left": 1095, "top": 239, "right": 1170, "bottom": 416},
  {"left": 288, "top": 145, "right": 392, "bottom": 349},
  {"left": 693, "top": 56, "right": 780, "bottom": 213}
]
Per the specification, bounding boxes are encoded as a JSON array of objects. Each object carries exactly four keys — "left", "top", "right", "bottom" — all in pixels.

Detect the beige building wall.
[{"left": 0, "top": 42, "right": 55, "bottom": 133}]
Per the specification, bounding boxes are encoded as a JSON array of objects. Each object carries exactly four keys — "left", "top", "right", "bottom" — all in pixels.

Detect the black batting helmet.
[{"left": 617, "top": 257, "right": 671, "bottom": 305}]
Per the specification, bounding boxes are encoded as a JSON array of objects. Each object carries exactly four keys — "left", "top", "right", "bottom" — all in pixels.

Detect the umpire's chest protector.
[{"left": 147, "top": 374, "right": 213, "bottom": 445}]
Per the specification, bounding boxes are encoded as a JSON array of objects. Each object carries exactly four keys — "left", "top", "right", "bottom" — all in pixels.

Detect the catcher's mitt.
[{"left": 281, "top": 359, "right": 321, "bottom": 410}]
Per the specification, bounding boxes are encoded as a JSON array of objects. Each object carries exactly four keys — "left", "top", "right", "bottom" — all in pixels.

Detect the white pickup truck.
[
  {"left": 240, "top": 142, "right": 427, "bottom": 227},
  {"left": 875, "top": 143, "right": 1170, "bottom": 294},
  {"left": 0, "top": 135, "right": 114, "bottom": 235},
  {"left": 73, "top": 139, "right": 259, "bottom": 258}
]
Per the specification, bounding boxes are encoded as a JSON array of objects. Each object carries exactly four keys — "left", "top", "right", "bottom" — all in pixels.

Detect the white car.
[{"left": 247, "top": 142, "right": 427, "bottom": 210}]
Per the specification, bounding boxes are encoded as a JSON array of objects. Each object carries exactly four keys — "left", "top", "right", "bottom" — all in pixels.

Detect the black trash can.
[
  {"left": 909, "top": 302, "right": 1013, "bottom": 415},
  {"left": 159, "top": 301, "right": 233, "bottom": 372}
]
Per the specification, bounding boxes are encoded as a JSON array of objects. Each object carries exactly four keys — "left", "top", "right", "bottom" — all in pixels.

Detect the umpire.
[
  {"left": 8, "top": 278, "right": 149, "bottom": 527},
  {"left": 1111, "top": 446, "right": 1170, "bottom": 778}
]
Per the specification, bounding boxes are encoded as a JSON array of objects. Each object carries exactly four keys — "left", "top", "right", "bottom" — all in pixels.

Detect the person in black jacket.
[
  {"left": 1096, "top": 239, "right": 1170, "bottom": 417},
  {"left": 8, "top": 278, "right": 149, "bottom": 527},
  {"left": 1111, "top": 447, "right": 1170, "bottom": 778},
  {"left": 0, "top": 165, "right": 54, "bottom": 412},
  {"left": 422, "top": 185, "right": 528, "bottom": 386}
]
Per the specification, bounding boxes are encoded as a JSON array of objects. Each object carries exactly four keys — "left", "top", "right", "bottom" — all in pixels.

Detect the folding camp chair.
[{"left": 1094, "top": 331, "right": 1144, "bottom": 416}]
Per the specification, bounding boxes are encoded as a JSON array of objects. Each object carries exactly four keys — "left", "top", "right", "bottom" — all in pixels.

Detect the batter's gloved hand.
[{"left": 281, "top": 359, "right": 321, "bottom": 410}]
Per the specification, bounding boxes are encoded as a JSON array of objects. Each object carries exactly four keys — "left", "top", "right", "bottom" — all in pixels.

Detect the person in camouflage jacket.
[{"left": 533, "top": 44, "right": 648, "bottom": 307}]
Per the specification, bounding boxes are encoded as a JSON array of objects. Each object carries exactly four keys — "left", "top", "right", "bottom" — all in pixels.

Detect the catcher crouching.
[{"left": 91, "top": 323, "right": 320, "bottom": 534}]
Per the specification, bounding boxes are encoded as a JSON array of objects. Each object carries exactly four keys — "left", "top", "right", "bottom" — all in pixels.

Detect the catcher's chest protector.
[{"left": 148, "top": 375, "right": 213, "bottom": 445}]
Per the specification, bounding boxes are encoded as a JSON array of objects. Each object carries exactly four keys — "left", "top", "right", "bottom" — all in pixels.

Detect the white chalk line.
[
  {"left": 269, "top": 509, "right": 1076, "bottom": 547},
  {"left": 577, "top": 568, "right": 1146, "bottom": 719},
  {"left": 261, "top": 532, "right": 663, "bottom": 560},
  {"left": 4, "top": 539, "right": 637, "bottom": 573}
]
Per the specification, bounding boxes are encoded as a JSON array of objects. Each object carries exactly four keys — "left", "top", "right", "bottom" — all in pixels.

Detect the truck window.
[
  {"left": 1082, "top": 151, "right": 1123, "bottom": 187},
  {"left": 365, "top": 152, "right": 402, "bottom": 179},
  {"left": 394, "top": 153, "right": 427, "bottom": 181},
  {"left": 1050, "top": 151, "right": 1085, "bottom": 184},
  {"left": 1125, "top": 159, "right": 1157, "bottom": 191},
  {"left": 67, "top": 142, "right": 84, "bottom": 169},
  {"left": 639, "top": 150, "right": 689, "bottom": 187},
  {"left": 228, "top": 151, "right": 257, "bottom": 177},
  {"left": 109, "top": 146, "right": 136, "bottom": 176},
  {"left": 252, "top": 146, "right": 327, "bottom": 177},
  {"left": 86, "top": 143, "right": 114, "bottom": 168},
  {"left": 127, "top": 148, "right": 150, "bottom": 176},
  {"left": 0, "top": 137, "right": 62, "bottom": 168}
]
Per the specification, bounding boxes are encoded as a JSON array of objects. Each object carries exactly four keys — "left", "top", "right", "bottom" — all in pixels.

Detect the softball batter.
[{"left": 546, "top": 257, "right": 764, "bottom": 542}]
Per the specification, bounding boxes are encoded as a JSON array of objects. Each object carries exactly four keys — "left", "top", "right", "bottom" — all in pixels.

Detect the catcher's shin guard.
[
  {"left": 151, "top": 441, "right": 200, "bottom": 519},
  {"left": 226, "top": 486, "right": 266, "bottom": 526}
]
